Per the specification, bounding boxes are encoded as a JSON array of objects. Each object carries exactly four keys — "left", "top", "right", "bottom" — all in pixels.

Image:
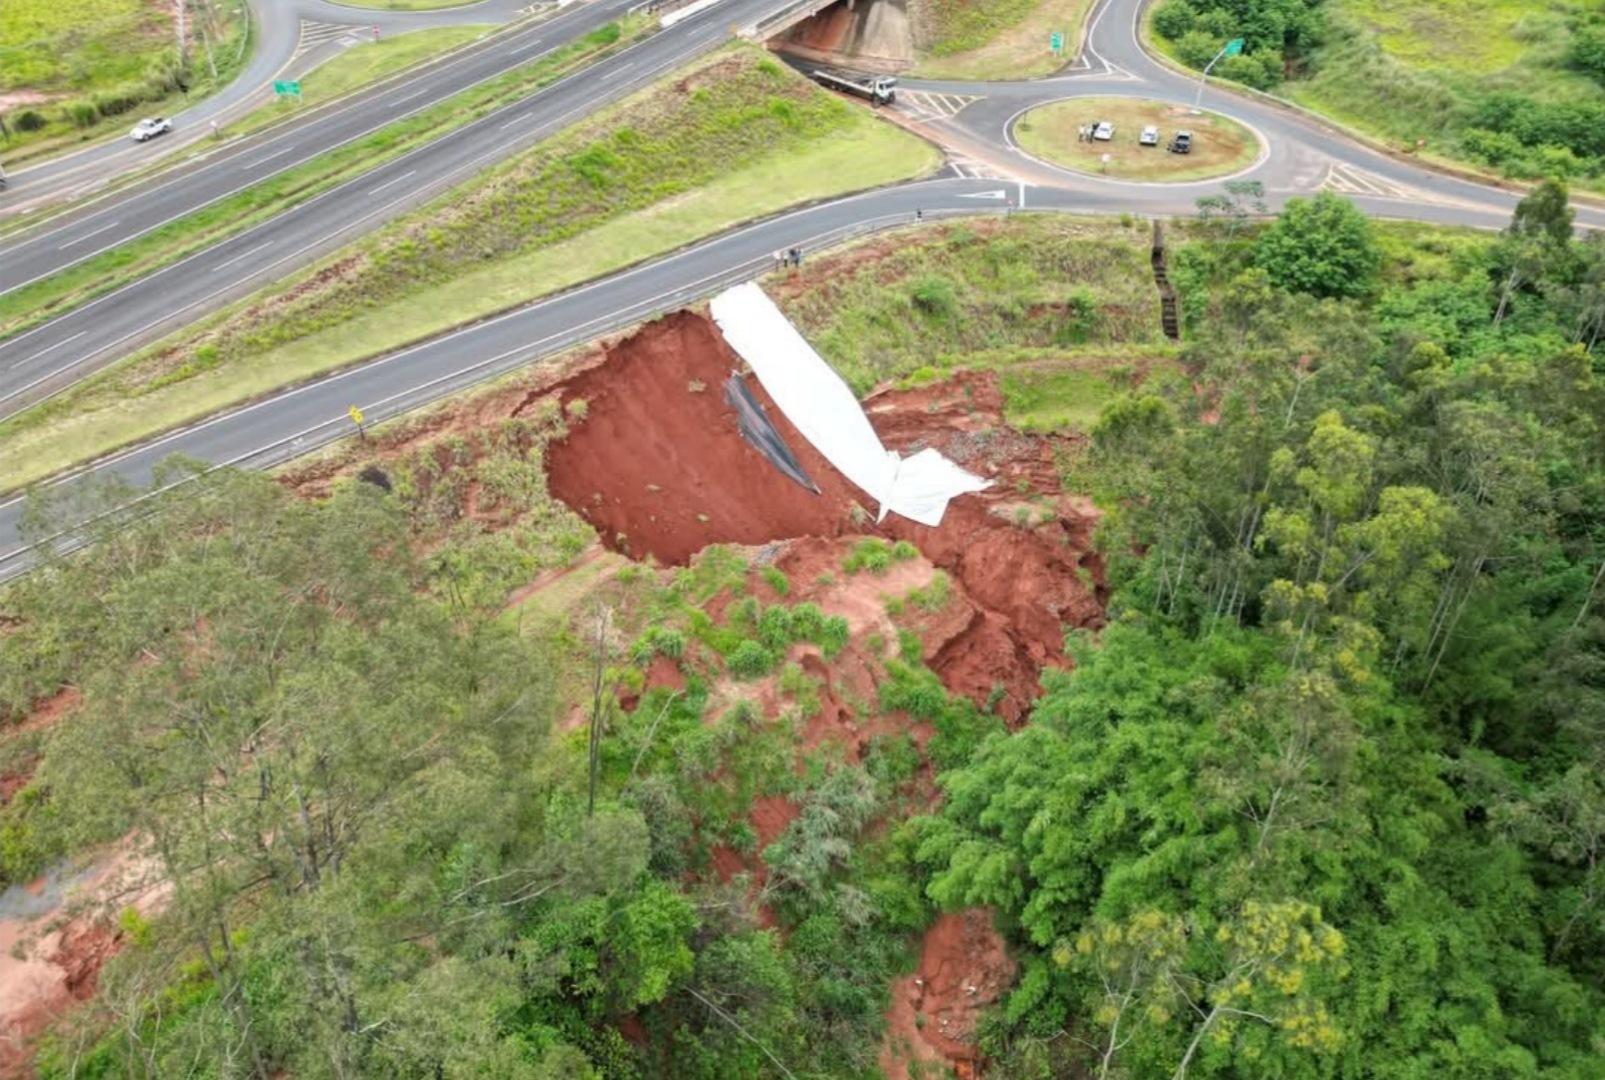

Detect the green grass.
[
  {"left": 776, "top": 215, "right": 1169, "bottom": 393},
  {"left": 0, "top": 49, "right": 937, "bottom": 493},
  {"left": 911, "top": 0, "right": 1091, "bottom": 80},
  {"left": 231, "top": 25, "right": 494, "bottom": 133},
  {"left": 0, "top": 20, "right": 643, "bottom": 341},
  {"left": 0, "top": 0, "right": 250, "bottom": 164},
  {"left": 1014, "top": 97, "right": 1261, "bottom": 181},
  {"left": 999, "top": 360, "right": 1132, "bottom": 431},
  {"left": 920, "top": 0, "right": 1039, "bottom": 58},
  {"left": 1152, "top": 0, "right": 1605, "bottom": 189}
]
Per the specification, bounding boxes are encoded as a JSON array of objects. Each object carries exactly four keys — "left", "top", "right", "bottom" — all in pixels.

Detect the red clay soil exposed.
[
  {"left": 881, "top": 909, "right": 1018, "bottom": 1080},
  {"left": 543, "top": 310, "right": 1105, "bottom": 721}
]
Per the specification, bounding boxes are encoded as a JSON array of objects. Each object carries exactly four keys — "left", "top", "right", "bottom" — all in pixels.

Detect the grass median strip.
[
  {"left": 1014, "top": 97, "right": 1260, "bottom": 182},
  {"left": 0, "top": 48, "right": 939, "bottom": 491},
  {"left": 0, "top": 17, "right": 646, "bottom": 341}
]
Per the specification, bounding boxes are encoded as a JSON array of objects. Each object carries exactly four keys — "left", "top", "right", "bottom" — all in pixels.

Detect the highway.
[
  {"left": 0, "top": 0, "right": 796, "bottom": 416},
  {"left": 0, "top": 0, "right": 544, "bottom": 210},
  {"left": 0, "top": 0, "right": 1600, "bottom": 577}
]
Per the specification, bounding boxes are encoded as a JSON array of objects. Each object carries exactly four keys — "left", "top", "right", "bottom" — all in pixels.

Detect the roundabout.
[{"left": 1011, "top": 96, "right": 1263, "bottom": 183}]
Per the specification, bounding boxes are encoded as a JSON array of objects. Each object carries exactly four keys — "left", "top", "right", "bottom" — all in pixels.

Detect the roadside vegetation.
[
  {"left": 776, "top": 215, "right": 1172, "bottom": 394},
  {"left": 0, "top": 47, "right": 937, "bottom": 492},
  {"left": 230, "top": 25, "right": 496, "bottom": 135},
  {"left": 0, "top": 0, "right": 250, "bottom": 165},
  {"left": 0, "top": 19, "right": 645, "bottom": 340},
  {"left": 1013, "top": 97, "right": 1261, "bottom": 181},
  {"left": 1149, "top": 0, "right": 1605, "bottom": 189},
  {"left": 910, "top": 0, "right": 1090, "bottom": 80},
  {"left": 3, "top": 187, "right": 1603, "bottom": 1076}
]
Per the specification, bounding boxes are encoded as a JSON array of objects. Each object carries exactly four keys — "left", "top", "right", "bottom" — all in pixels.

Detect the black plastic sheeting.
[{"left": 724, "top": 374, "right": 821, "bottom": 494}]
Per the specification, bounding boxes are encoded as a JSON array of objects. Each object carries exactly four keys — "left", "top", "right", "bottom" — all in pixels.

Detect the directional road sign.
[
  {"left": 273, "top": 80, "right": 301, "bottom": 97},
  {"left": 1050, "top": 31, "right": 1064, "bottom": 51},
  {"left": 1223, "top": 37, "right": 1244, "bottom": 56}
]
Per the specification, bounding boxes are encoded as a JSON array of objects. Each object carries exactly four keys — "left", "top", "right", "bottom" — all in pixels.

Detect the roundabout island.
[{"left": 1012, "top": 96, "right": 1263, "bottom": 183}]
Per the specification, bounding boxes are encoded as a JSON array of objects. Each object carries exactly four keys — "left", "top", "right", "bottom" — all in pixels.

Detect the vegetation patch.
[
  {"left": 1014, "top": 96, "right": 1262, "bottom": 182},
  {"left": 911, "top": 0, "right": 1092, "bottom": 80},
  {"left": 0, "top": 0, "right": 250, "bottom": 164},
  {"left": 1151, "top": 0, "right": 1605, "bottom": 188}
]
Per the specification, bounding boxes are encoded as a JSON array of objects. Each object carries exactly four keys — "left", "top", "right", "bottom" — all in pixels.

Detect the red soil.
[
  {"left": 1, "top": 688, "right": 81, "bottom": 808},
  {"left": 881, "top": 909, "right": 1017, "bottom": 1080},
  {"left": 543, "top": 312, "right": 1106, "bottom": 721}
]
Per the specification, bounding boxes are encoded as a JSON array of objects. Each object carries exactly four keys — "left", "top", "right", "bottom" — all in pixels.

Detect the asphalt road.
[
  {"left": 1, "top": 0, "right": 1600, "bottom": 575},
  {"left": 0, "top": 0, "right": 543, "bottom": 209},
  {"left": 0, "top": 0, "right": 793, "bottom": 416}
]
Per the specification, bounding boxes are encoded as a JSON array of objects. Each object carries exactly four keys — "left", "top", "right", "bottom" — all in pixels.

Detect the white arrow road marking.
[{"left": 957, "top": 190, "right": 1007, "bottom": 200}]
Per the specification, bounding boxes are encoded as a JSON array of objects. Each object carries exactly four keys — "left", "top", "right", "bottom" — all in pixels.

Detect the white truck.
[{"left": 810, "top": 69, "right": 898, "bottom": 106}]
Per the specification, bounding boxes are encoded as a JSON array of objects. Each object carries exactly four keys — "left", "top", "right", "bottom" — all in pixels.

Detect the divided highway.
[
  {"left": 1, "top": 0, "right": 1601, "bottom": 577},
  {"left": 0, "top": 0, "right": 796, "bottom": 417}
]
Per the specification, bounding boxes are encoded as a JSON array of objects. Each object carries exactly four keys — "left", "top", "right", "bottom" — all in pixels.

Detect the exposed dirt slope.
[{"left": 543, "top": 310, "right": 1105, "bottom": 720}]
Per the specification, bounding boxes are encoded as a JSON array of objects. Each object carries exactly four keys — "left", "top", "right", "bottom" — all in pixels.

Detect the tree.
[
  {"left": 1196, "top": 180, "right": 1269, "bottom": 236},
  {"left": 1255, "top": 193, "right": 1380, "bottom": 299}
]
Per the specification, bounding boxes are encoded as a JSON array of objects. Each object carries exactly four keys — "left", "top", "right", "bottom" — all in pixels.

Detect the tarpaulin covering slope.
[{"left": 709, "top": 281, "right": 990, "bottom": 527}]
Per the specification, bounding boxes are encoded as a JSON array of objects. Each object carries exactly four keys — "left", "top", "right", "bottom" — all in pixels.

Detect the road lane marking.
[
  {"left": 600, "top": 62, "right": 634, "bottom": 82},
  {"left": 12, "top": 331, "right": 86, "bottom": 370},
  {"left": 392, "top": 89, "right": 426, "bottom": 104},
  {"left": 214, "top": 240, "right": 275, "bottom": 272},
  {"left": 499, "top": 111, "right": 535, "bottom": 130},
  {"left": 366, "top": 169, "right": 417, "bottom": 196},
  {"left": 240, "top": 144, "right": 298, "bottom": 170},
  {"left": 512, "top": 37, "right": 545, "bottom": 54},
  {"left": 55, "top": 220, "right": 121, "bottom": 250}
]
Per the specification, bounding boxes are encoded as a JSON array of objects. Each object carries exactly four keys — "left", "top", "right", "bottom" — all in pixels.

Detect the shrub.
[
  {"left": 67, "top": 101, "right": 98, "bottom": 128},
  {"left": 14, "top": 110, "right": 47, "bottom": 132},
  {"left": 910, "top": 275, "right": 958, "bottom": 319},
  {"left": 727, "top": 640, "right": 774, "bottom": 679},
  {"left": 843, "top": 539, "right": 893, "bottom": 575},
  {"left": 761, "top": 566, "right": 790, "bottom": 596},
  {"left": 1255, "top": 192, "right": 1380, "bottom": 299}
]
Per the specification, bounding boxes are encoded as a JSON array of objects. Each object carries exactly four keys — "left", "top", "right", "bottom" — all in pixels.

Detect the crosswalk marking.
[{"left": 895, "top": 91, "right": 980, "bottom": 125}]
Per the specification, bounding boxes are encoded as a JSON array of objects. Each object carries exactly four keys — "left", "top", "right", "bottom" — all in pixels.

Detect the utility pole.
[
  {"left": 176, "top": 0, "right": 189, "bottom": 65},
  {"left": 1193, "top": 37, "right": 1244, "bottom": 111}
]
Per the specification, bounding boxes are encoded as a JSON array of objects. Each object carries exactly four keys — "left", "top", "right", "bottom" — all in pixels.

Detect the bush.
[
  {"left": 67, "top": 101, "right": 98, "bottom": 128},
  {"left": 761, "top": 566, "right": 790, "bottom": 596},
  {"left": 727, "top": 640, "right": 774, "bottom": 679},
  {"left": 1255, "top": 192, "right": 1380, "bottom": 298},
  {"left": 910, "top": 276, "right": 958, "bottom": 319},
  {"left": 14, "top": 110, "right": 47, "bottom": 132}
]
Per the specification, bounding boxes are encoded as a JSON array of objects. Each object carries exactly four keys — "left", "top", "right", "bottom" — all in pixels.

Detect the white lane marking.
[
  {"left": 600, "top": 62, "right": 634, "bottom": 82},
  {"left": 499, "top": 111, "right": 536, "bottom": 130},
  {"left": 12, "top": 331, "right": 86, "bottom": 370},
  {"left": 213, "top": 240, "right": 274, "bottom": 272},
  {"left": 511, "top": 37, "right": 545, "bottom": 54},
  {"left": 240, "top": 144, "right": 297, "bottom": 170},
  {"left": 0, "top": 0, "right": 617, "bottom": 297},
  {"left": 56, "top": 220, "right": 121, "bottom": 250},
  {"left": 957, "top": 189, "right": 1006, "bottom": 200},
  {"left": 392, "top": 89, "right": 427, "bottom": 104},
  {"left": 365, "top": 169, "right": 417, "bottom": 196}
]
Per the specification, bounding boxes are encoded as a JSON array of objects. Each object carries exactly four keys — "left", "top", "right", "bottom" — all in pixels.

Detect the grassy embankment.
[
  {"left": 1014, "top": 97, "right": 1261, "bottom": 181},
  {"left": 0, "top": 48, "right": 939, "bottom": 492},
  {"left": 776, "top": 215, "right": 1178, "bottom": 430},
  {"left": 0, "top": 0, "right": 250, "bottom": 165},
  {"left": 0, "top": 19, "right": 646, "bottom": 339},
  {"left": 329, "top": 0, "right": 481, "bottom": 9},
  {"left": 911, "top": 0, "right": 1092, "bottom": 80},
  {"left": 1150, "top": 0, "right": 1605, "bottom": 190}
]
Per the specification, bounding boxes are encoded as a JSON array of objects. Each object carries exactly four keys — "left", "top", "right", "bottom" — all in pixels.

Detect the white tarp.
[{"left": 709, "top": 281, "right": 990, "bottom": 527}]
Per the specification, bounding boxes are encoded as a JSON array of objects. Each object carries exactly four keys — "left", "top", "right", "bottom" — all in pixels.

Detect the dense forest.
[{"left": 0, "top": 184, "right": 1602, "bottom": 1078}]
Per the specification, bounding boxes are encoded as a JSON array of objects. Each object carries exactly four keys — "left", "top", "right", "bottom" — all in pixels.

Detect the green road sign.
[
  {"left": 1223, "top": 37, "right": 1244, "bottom": 56},
  {"left": 1050, "top": 31, "right": 1063, "bottom": 51},
  {"left": 273, "top": 80, "right": 301, "bottom": 96}
]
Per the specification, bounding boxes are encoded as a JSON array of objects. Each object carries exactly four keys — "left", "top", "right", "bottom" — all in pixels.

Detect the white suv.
[
  {"left": 130, "top": 117, "right": 172, "bottom": 143},
  {"left": 1092, "top": 121, "right": 1114, "bottom": 141}
]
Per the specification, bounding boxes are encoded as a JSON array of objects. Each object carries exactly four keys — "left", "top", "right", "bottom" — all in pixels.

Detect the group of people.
[
  {"left": 774, "top": 247, "right": 804, "bottom": 269},
  {"left": 1075, "top": 122, "right": 1100, "bottom": 142}
]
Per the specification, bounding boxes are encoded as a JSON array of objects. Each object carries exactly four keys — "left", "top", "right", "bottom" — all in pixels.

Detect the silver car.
[
  {"left": 1139, "top": 125, "right": 1160, "bottom": 146},
  {"left": 1093, "top": 121, "right": 1114, "bottom": 141},
  {"left": 130, "top": 117, "right": 172, "bottom": 143}
]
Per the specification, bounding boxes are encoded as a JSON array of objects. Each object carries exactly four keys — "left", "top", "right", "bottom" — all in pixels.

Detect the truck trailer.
[{"left": 809, "top": 68, "right": 897, "bottom": 106}]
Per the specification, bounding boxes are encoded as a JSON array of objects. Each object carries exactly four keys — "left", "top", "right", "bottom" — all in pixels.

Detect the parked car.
[
  {"left": 1139, "top": 125, "right": 1160, "bottom": 146},
  {"left": 1092, "top": 120, "right": 1114, "bottom": 141},
  {"left": 1168, "top": 130, "right": 1193, "bottom": 154},
  {"left": 130, "top": 117, "right": 172, "bottom": 143}
]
